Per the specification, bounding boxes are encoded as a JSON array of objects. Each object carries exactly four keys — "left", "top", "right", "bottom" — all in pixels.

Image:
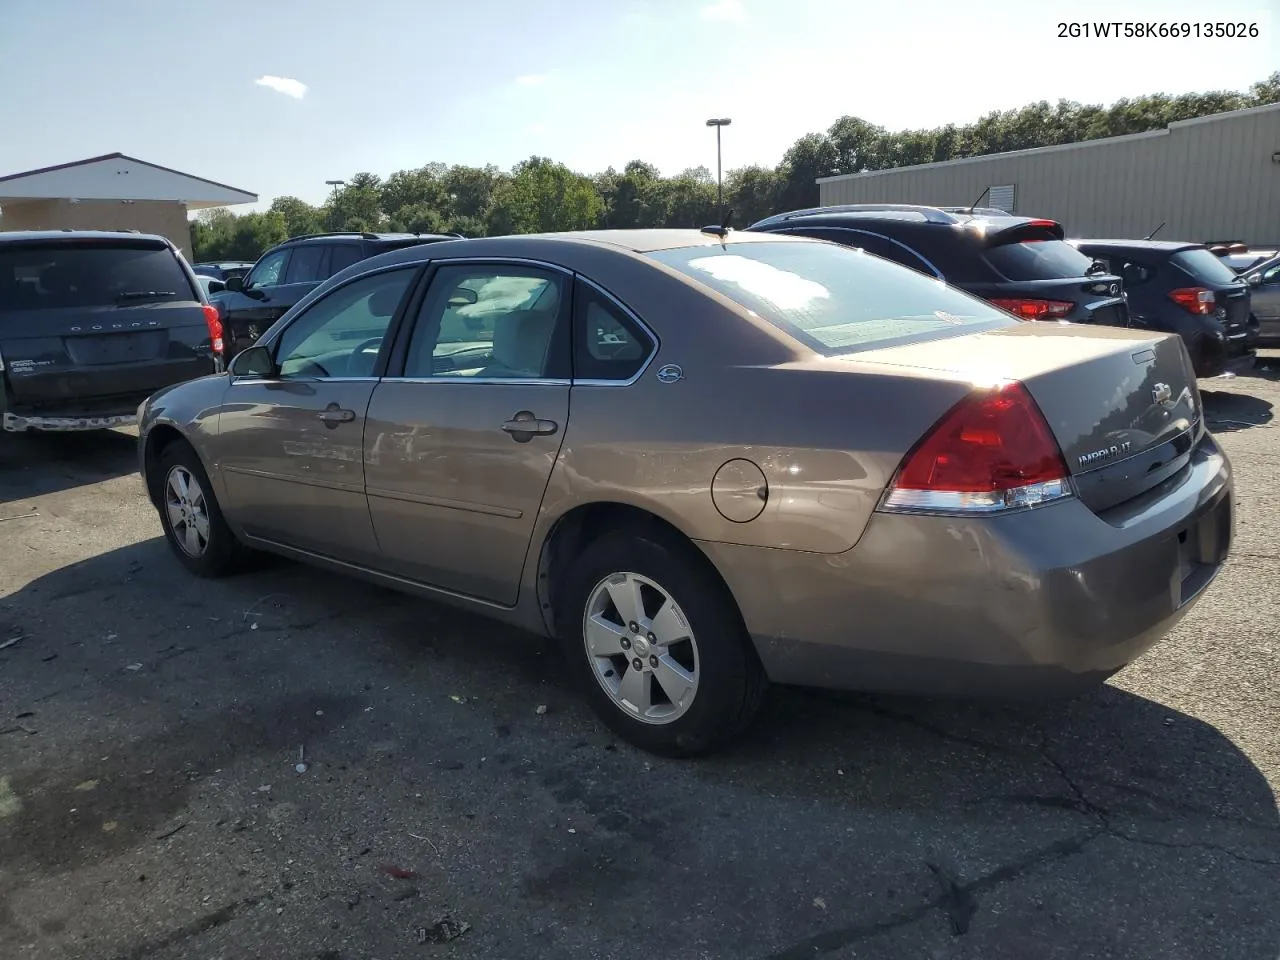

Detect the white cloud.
[
  {"left": 700, "top": 0, "right": 746, "bottom": 23},
  {"left": 255, "top": 75, "right": 307, "bottom": 99},
  {"left": 516, "top": 73, "right": 548, "bottom": 86}
]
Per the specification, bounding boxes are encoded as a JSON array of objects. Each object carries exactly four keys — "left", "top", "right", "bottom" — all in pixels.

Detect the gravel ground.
[{"left": 1, "top": 360, "right": 1277, "bottom": 960}]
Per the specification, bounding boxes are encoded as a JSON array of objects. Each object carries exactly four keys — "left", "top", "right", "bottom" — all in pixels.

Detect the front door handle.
[
  {"left": 317, "top": 405, "right": 356, "bottom": 425},
  {"left": 501, "top": 410, "right": 558, "bottom": 442}
]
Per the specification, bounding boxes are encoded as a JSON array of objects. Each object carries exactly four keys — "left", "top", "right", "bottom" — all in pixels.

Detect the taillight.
[
  {"left": 988, "top": 297, "right": 1074, "bottom": 321},
  {"left": 1168, "top": 287, "right": 1215, "bottom": 316},
  {"left": 202, "top": 303, "right": 224, "bottom": 354},
  {"left": 880, "top": 381, "right": 1072, "bottom": 515}
]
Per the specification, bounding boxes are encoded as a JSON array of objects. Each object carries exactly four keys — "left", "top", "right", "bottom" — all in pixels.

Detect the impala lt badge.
[{"left": 1078, "top": 440, "right": 1132, "bottom": 467}]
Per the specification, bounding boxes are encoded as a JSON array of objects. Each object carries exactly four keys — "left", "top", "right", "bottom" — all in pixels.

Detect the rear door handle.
[
  {"left": 317, "top": 407, "right": 356, "bottom": 424},
  {"left": 501, "top": 411, "right": 558, "bottom": 441}
]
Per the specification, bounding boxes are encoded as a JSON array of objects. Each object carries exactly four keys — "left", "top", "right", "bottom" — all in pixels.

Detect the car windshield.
[
  {"left": 1171, "top": 248, "right": 1242, "bottom": 286},
  {"left": 648, "top": 240, "right": 1015, "bottom": 355},
  {"left": 984, "top": 239, "right": 1099, "bottom": 280},
  {"left": 0, "top": 242, "right": 192, "bottom": 310}
]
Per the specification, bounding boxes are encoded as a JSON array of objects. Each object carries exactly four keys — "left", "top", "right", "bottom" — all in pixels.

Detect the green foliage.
[{"left": 190, "top": 73, "right": 1279, "bottom": 262}]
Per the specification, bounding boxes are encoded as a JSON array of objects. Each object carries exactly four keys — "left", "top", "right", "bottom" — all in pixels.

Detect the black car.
[
  {"left": 746, "top": 204, "right": 1130, "bottom": 326},
  {"left": 1072, "top": 239, "right": 1257, "bottom": 379},
  {"left": 0, "top": 230, "right": 221, "bottom": 433},
  {"left": 192, "top": 261, "right": 255, "bottom": 282},
  {"left": 213, "top": 232, "right": 458, "bottom": 358}
]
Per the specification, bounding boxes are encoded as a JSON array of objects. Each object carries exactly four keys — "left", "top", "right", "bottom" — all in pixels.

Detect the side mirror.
[
  {"left": 447, "top": 287, "right": 479, "bottom": 307},
  {"left": 225, "top": 275, "right": 245, "bottom": 292},
  {"left": 1245, "top": 273, "right": 1262, "bottom": 287},
  {"left": 208, "top": 279, "right": 226, "bottom": 294},
  {"left": 229, "top": 343, "right": 276, "bottom": 378}
]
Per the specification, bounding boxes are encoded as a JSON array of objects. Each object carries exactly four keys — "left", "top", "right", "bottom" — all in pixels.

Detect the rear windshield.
[
  {"left": 1170, "top": 248, "right": 1242, "bottom": 286},
  {"left": 984, "top": 239, "right": 1098, "bottom": 280},
  {"left": 0, "top": 242, "right": 194, "bottom": 310},
  {"left": 648, "top": 240, "right": 1015, "bottom": 355}
]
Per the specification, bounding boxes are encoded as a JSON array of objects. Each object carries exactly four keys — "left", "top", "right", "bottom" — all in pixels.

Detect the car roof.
[
  {"left": 1071, "top": 239, "right": 1204, "bottom": 254},
  {"left": 0, "top": 229, "right": 171, "bottom": 245},
  {"left": 747, "top": 204, "right": 1062, "bottom": 235},
  {"left": 280, "top": 231, "right": 457, "bottom": 246},
  {"left": 516, "top": 228, "right": 816, "bottom": 253}
]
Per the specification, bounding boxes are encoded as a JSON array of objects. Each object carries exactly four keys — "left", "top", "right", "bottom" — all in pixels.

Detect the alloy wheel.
[
  {"left": 583, "top": 571, "right": 700, "bottom": 724},
  {"left": 164, "top": 465, "right": 211, "bottom": 558}
]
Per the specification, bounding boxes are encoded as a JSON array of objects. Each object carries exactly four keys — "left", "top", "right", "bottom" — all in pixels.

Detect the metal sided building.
[{"left": 817, "top": 102, "right": 1280, "bottom": 245}]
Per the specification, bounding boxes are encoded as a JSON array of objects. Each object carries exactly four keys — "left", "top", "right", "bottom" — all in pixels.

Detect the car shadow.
[
  {"left": 1200, "top": 387, "right": 1274, "bottom": 432},
  {"left": 1, "top": 542, "right": 1276, "bottom": 960},
  {"left": 0, "top": 429, "right": 138, "bottom": 501}
]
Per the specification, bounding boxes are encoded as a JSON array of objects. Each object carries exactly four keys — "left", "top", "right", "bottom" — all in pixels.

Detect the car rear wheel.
[
  {"left": 556, "top": 530, "right": 767, "bottom": 757},
  {"left": 156, "top": 441, "right": 247, "bottom": 578}
]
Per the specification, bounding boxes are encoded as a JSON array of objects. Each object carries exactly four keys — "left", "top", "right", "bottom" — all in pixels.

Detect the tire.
[
  {"left": 154, "top": 440, "right": 248, "bottom": 578},
  {"left": 555, "top": 529, "right": 767, "bottom": 757}
]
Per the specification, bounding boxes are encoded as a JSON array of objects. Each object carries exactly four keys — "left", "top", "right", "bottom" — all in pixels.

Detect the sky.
[{"left": 1, "top": 0, "right": 1277, "bottom": 212}]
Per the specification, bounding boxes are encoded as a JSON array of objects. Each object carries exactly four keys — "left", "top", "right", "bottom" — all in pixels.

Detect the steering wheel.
[{"left": 353, "top": 337, "right": 384, "bottom": 358}]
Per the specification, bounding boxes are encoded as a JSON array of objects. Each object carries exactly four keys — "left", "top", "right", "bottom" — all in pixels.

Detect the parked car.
[
  {"left": 137, "top": 229, "right": 1232, "bottom": 756},
  {"left": 192, "top": 261, "right": 255, "bottom": 282},
  {"left": 745, "top": 205, "right": 1131, "bottom": 326},
  {"left": 1070, "top": 239, "right": 1256, "bottom": 379},
  {"left": 1206, "top": 242, "right": 1277, "bottom": 274},
  {"left": 211, "top": 232, "right": 457, "bottom": 358},
  {"left": 1, "top": 230, "right": 222, "bottom": 433},
  {"left": 1242, "top": 254, "right": 1280, "bottom": 347},
  {"left": 194, "top": 274, "right": 226, "bottom": 298}
]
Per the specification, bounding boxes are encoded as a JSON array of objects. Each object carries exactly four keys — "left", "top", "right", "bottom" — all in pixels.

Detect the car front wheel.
[
  {"left": 557, "top": 530, "right": 767, "bottom": 757},
  {"left": 155, "top": 440, "right": 247, "bottom": 578}
]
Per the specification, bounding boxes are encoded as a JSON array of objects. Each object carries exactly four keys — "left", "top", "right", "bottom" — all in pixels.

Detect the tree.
[{"left": 183, "top": 72, "right": 1276, "bottom": 259}]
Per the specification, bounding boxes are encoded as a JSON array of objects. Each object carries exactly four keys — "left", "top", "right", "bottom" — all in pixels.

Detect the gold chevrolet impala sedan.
[{"left": 138, "top": 229, "right": 1233, "bottom": 756}]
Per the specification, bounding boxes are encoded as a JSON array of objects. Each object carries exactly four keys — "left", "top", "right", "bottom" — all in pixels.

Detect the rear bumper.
[
  {"left": 3, "top": 410, "right": 137, "bottom": 432},
  {"left": 699, "top": 435, "right": 1233, "bottom": 696}
]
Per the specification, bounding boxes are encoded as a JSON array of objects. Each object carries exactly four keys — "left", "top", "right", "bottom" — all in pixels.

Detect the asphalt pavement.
[{"left": 1, "top": 360, "right": 1278, "bottom": 960}]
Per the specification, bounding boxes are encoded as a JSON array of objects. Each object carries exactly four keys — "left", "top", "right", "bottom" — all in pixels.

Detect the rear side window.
[
  {"left": 327, "top": 245, "right": 364, "bottom": 277},
  {"left": 284, "top": 244, "right": 327, "bottom": 284},
  {"left": 1170, "top": 248, "right": 1241, "bottom": 286},
  {"left": 0, "top": 242, "right": 193, "bottom": 310},
  {"left": 648, "top": 241, "right": 1015, "bottom": 355},
  {"left": 573, "top": 279, "right": 654, "bottom": 381},
  {"left": 984, "top": 240, "right": 1097, "bottom": 280}
]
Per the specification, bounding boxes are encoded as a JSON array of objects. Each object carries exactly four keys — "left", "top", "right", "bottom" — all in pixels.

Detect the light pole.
[
  {"left": 705, "top": 118, "right": 731, "bottom": 214},
  {"left": 324, "top": 179, "right": 345, "bottom": 204}
]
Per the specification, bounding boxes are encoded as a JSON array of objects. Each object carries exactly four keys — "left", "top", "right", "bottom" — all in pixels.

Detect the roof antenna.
[
  {"left": 1143, "top": 221, "right": 1165, "bottom": 241},
  {"left": 700, "top": 207, "right": 735, "bottom": 242},
  {"left": 957, "top": 185, "right": 990, "bottom": 216}
]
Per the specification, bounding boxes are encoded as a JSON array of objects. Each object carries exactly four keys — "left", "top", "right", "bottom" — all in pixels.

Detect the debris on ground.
[
  {"left": 156, "top": 822, "right": 188, "bottom": 840},
  {"left": 0, "top": 635, "right": 22, "bottom": 651},
  {"left": 535, "top": 704, "right": 548, "bottom": 715},
  {"left": 448, "top": 695, "right": 469, "bottom": 705},
  {"left": 124, "top": 663, "right": 143, "bottom": 672},
  {"left": 417, "top": 916, "right": 470, "bottom": 944},
  {"left": 0, "top": 513, "right": 39, "bottom": 522},
  {"left": 378, "top": 864, "right": 419, "bottom": 880},
  {"left": 295, "top": 745, "right": 308, "bottom": 774},
  {"left": 74, "top": 779, "right": 99, "bottom": 792}
]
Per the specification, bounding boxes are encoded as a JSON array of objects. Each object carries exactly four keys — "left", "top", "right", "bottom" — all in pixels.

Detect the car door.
[
  {"left": 214, "top": 265, "right": 420, "bottom": 563},
  {"left": 220, "top": 246, "right": 291, "bottom": 353},
  {"left": 1250, "top": 261, "right": 1280, "bottom": 332},
  {"left": 363, "top": 260, "right": 572, "bottom": 604}
]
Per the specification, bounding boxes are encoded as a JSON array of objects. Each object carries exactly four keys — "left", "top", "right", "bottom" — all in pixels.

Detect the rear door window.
[
  {"left": 327, "top": 244, "right": 364, "bottom": 277},
  {"left": 284, "top": 244, "right": 327, "bottom": 284},
  {"left": 0, "top": 242, "right": 194, "bottom": 310},
  {"left": 1170, "top": 248, "right": 1242, "bottom": 286},
  {"left": 648, "top": 240, "right": 1015, "bottom": 356},
  {"left": 984, "top": 240, "right": 1098, "bottom": 280},
  {"left": 244, "top": 248, "right": 289, "bottom": 290}
]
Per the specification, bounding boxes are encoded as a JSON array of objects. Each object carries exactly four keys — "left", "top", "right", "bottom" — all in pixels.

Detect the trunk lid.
[
  {"left": 846, "top": 323, "right": 1200, "bottom": 511},
  {"left": 0, "top": 238, "right": 216, "bottom": 414}
]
